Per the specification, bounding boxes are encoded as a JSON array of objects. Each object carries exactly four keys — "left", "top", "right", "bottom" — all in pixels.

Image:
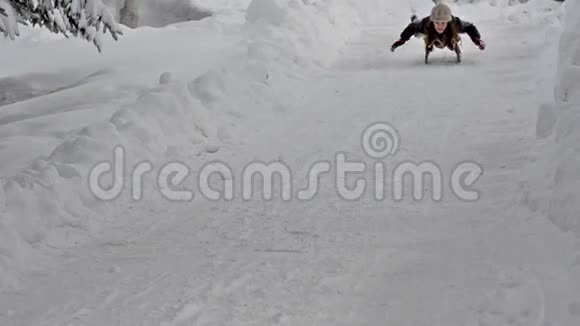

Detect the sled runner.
[{"left": 424, "top": 36, "right": 462, "bottom": 64}]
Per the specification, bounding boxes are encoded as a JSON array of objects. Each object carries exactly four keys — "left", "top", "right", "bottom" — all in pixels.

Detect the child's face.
[{"left": 434, "top": 21, "right": 448, "bottom": 33}]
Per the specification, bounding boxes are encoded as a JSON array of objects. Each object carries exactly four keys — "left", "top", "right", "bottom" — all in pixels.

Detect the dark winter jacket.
[{"left": 400, "top": 16, "right": 482, "bottom": 45}]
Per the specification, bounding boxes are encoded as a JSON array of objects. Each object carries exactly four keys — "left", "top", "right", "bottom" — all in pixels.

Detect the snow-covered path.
[{"left": 1, "top": 4, "right": 577, "bottom": 326}]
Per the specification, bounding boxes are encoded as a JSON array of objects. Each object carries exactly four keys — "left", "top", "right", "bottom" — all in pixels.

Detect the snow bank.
[
  {"left": 518, "top": 0, "right": 580, "bottom": 315},
  {"left": 243, "top": 0, "right": 363, "bottom": 68},
  {"left": 193, "top": 0, "right": 389, "bottom": 116},
  {"left": 0, "top": 73, "right": 216, "bottom": 289},
  {"left": 242, "top": 0, "right": 403, "bottom": 68},
  {"left": 522, "top": 0, "right": 580, "bottom": 236}
]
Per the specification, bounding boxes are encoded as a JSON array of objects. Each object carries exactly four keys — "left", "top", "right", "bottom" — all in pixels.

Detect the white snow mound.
[{"left": 522, "top": 0, "right": 580, "bottom": 235}]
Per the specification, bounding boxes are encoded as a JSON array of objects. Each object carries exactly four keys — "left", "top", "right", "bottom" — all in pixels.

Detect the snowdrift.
[
  {"left": 518, "top": 0, "right": 580, "bottom": 312},
  {"left": 244, "top": 0, "right": 365, "bottom": 68},
  {"left": 0, "top": 0, "right": 382, "bottom": 289},
  {"left": 0, "top": 74, "right": 215, "bottom": 289},
  {"left": 522, "top": 0, "right": 580, "bottom": 236}
]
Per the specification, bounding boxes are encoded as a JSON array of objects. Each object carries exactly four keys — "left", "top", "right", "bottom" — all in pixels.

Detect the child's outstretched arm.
[
  {"left": 455, "top": 17, "right": 486, "bottom": 50},
  {"left": 391, "top": 18, "right": 427, "bottom": 52}
]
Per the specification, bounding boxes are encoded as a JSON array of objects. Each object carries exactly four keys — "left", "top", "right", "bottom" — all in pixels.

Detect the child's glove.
[
  {"left": 391, "top": 39, "right": 406, "bottom": 52},
  {"left": 475, "top": 38, "right": 486, "bottom": 50}
]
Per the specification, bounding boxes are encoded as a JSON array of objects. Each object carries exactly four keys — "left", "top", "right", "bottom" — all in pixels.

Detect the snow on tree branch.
[{"left": 0, "top": 0, "right": 122, "bottom": 51}]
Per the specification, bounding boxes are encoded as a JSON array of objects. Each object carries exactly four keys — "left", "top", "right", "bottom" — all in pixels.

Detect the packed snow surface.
[{"left": 1, "top": 0, "right": 579, "bottom": 325}]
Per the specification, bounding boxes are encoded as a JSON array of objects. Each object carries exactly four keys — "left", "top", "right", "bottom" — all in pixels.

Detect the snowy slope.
[{"left": 0, "top": 0, "right": 579, "bottom": 325}]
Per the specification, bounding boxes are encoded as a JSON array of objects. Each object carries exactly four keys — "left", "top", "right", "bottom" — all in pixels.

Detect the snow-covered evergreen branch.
[{"left": 0, "top": 0, "right": 122, "bottom": 51}]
